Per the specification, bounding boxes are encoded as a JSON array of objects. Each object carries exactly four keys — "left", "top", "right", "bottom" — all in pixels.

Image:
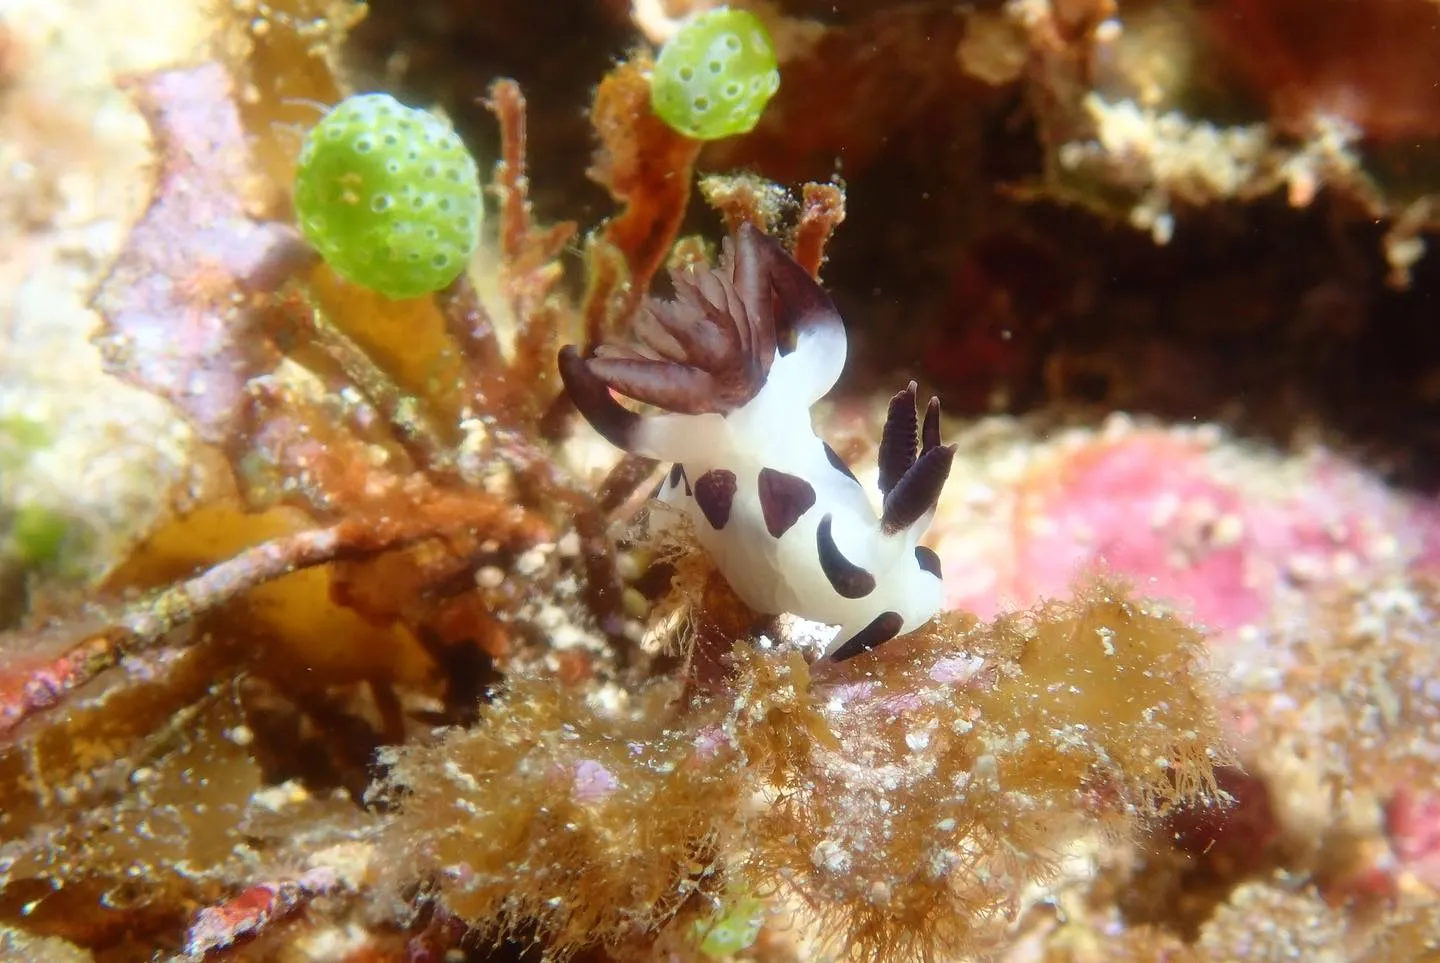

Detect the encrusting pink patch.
[
  {"left": 1386, "top": 788, "right": 1440, "bottom": 890},
  {"left": 934, "top": 427, "right": 1440, "bottom": 636},
  {"left": 572, "top": 759, "right": 620, "bottom": 802}
]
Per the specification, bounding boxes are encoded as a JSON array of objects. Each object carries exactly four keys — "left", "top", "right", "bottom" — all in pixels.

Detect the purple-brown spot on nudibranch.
[
  {"left": 757, "top": 467, "right": 816, "bottom": 537},
  {"left": 823, "top": 441, "right": 859, "bottom": 484},
  {"left": 831, "top": 610, "right": 904, "bottom": 662},
  {"left": 915, "top": 545, "right": 942, "bottom": 578},
  {"left": 669, "top": 463, "right": 691, "bottom": 496},
  {"left": 694, "top": 469, "right": 738, "bottom": 530},
  {"left": 816, "top": 513, "right": 876, "bottom": 598}
]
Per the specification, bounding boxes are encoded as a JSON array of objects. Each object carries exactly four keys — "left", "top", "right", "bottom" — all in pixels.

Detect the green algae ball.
[
  {"left": 293, "top": 93, "right": 482, "bottom": 300},
  {"left": 10, "top": 505, "right": 71, "bottom": 568},
  {"left": 692, "top": 891, "right": 765, "bottom": 958},
  {"left": 651, "top": 7, "right": 780, "bottom": 141}
]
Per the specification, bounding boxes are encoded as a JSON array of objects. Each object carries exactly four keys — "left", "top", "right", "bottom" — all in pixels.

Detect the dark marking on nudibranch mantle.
[
  {"left": 822, "top": 442, "right": 859, "bottom": 484},
  {"left": 693, "top": 469, "right": 737, "bottom": 530},
  {"left": 669, "top": 463, "right": 691, "bottom": 496},
  {"left": 915, "top": 545, "right": 942, "bottom": 578},
  {"left": 816, "top": 513, "right": 876, "bottom": 598},
  {"left": 831, "top": 610, "right": 904, "bottom": 662},
  {"left": 757, "top": 468, "right": 816, "bottom": 537}
]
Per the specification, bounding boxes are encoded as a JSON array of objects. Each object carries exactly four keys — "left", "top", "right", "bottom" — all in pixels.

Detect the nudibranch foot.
[{"left": 559, "top": 222, "right": 953, "bottom": 662}]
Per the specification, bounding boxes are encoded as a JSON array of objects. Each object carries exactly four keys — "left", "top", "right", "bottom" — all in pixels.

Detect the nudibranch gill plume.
[{"left": 558, "top": 224, "right": 954, "bottom": 661}]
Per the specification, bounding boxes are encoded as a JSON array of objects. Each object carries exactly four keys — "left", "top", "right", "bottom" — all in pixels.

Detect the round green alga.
[
  {"left": 651, "top": 7, "right": 781, "bottom": 141},
  {"left": 293, "top": 93, "right": 483, "bottom": 300}
]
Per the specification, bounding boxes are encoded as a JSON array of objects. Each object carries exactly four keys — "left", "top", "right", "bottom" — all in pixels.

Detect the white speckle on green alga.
[{"left": 692, "top": 891, "right": 766, "bottom": 958}]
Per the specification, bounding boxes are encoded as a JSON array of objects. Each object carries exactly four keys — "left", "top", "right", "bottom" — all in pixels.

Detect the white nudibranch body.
[
  {"left": 559, "top": 223, "right": 954, "bottom": 661},
  {"left": 648, "top": 355, "right": 947, "bottom": 661}
]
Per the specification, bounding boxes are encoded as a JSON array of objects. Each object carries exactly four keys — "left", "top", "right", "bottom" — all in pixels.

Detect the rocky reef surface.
[{"left": 1, "top": 0, "right": 1438, "bottom": 960}]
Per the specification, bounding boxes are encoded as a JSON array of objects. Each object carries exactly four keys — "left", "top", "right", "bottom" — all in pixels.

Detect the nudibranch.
[{"left": 558, "top": 223, "right": 955, "bottom": 661}]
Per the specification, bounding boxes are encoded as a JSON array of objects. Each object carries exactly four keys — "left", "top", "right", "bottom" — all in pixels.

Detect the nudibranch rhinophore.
[{"left": 558, "top": 223, "right": 955, "bottom": 661}]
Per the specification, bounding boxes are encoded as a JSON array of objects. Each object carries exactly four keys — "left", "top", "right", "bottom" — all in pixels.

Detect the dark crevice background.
[{"left": 346, "top": 0, "right": 1440, "bottom": 488}]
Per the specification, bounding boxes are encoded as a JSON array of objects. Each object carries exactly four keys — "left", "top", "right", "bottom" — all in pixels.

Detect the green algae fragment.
[
  {"left": 693, "top": 890, "right": 766, "bottom": 958},
  {"left": 0, "top": 417, "right": 51, "bottom": 468},
  {"left": 651, "top": 7, "right": 780, "bottom": 141},
  {"left": 9, "top": 505, "right": 73, "bottom": 568},
  {"left": 293, "top": 93, "right": 483, "bottom": 299}
]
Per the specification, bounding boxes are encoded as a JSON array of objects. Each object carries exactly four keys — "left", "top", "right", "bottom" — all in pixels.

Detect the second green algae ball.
[
  {"left": 651, "top": 7, "right": 780, "bottom": 141},
  {"left": 293, "top": 93, "right": 482, "bottom": 300}
]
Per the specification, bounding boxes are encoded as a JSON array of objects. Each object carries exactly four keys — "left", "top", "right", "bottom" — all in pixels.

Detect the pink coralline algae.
[
  {"left": 572, "top": 758, "right": 621, "bottom": 802},
  {"left": 923, "top": 415, "right": 1440, "bottom": 911},
  {"left": 931, "top": 417, "right": 1440, "bottom": 635},
  {"left": 1388, "top": 787, "right": 1440, "bottom": 891}
]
